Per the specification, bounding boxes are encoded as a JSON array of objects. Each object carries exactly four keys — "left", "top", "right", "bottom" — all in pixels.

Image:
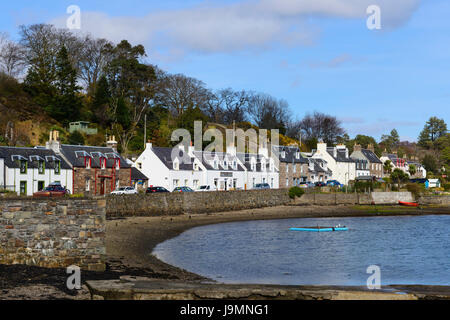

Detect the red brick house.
[{"left": 46, "top": 131, "right": 132, "bottom": 196}]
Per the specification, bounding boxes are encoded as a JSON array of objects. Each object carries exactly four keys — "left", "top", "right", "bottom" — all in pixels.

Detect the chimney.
[
  {"left": 367, "top": 144, "right": 375, "bottom": 152},
  {"left": 316, "top": 141, "right": 327, "bottom": 155},
  {"left": 107, "top": 135, "right": 118, "bottom": 152},
  {"left": 46, "top": 130, "right": 61, "bottom": 154},
  {"left": 354, "top": 144, "right": 362, "bottom": 152}
]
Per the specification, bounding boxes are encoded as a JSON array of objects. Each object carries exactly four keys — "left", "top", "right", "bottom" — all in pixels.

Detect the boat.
[
  {"left": 290, "top": 226, "right": 348, "bottom": 232},
  {"left": 398, "top": 201, "right": 419, "bottom": 207}
]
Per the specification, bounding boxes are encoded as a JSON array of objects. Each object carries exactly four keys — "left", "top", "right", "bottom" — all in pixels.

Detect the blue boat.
[{"left": 290, "top": 226, "right": 348, "bottom": 232}]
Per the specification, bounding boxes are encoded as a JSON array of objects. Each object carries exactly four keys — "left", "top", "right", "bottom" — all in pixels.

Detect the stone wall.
[
  {"left": 0, "top": 198, "right": 106, "bottom": 271},
  {"left": 106, "top": 189, "right": 291, "bottom": 217},
  {"left": 294, "top": 192, "right": 414, "bottom": 205},
  {"left": 419, "top": 195, "right": 450, "bottom": 205}
]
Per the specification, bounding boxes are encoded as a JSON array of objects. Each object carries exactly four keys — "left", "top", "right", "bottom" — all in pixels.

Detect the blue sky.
[{"left": 2, "top": 0, "right": 449, "bottom": 142}]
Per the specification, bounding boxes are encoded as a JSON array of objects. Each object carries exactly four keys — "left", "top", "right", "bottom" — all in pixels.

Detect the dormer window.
[
  {"left": 281, "top": 151, "right": 286, "bottom": 158},
  {"left": 173, "top": 160, "right": 179, "bottom": 171},
  {"left": 214, "top": 160, "right": 218, "bottom": 169},
  {"left": 194, "top": 163, "right": 199, "bottom": 171},
  {"left": 296, "top": 152, "right": 300, "bottom": 159},
  {"left": 115, "top": 159, "right": 120, "bottom": 170},
  {"left": 55, "top": 160, "right": 61, "bottom": 175},
  {"left": 233, "top": 161, "right": 237, "bottom": 170},
  {"left": 20, "top": 160, "right": 27, "bottom": 174},
  {"left": 86, "top": 158, "right": 91, "bottom": 169},
  {"left": 101, "top": 158, "right": 106, "bottom": 170},
  {"left": 38, "top": 160, "right": 45, "bottom": 174}
]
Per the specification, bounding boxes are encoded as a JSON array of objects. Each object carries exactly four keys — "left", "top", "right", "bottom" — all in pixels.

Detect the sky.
[{"left": 1, "top": 0, "right": 449, "bottom": 142}]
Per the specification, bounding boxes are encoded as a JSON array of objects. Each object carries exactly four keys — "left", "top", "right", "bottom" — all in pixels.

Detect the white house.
[
  {"left": 134, "top": 143, "right": 205, "bottom": 191},
  {"left": 237, "top": 148, "right": 279, "bottom": 189},
  {"left": 0, "top": 146, "right": 73, "bottom": 196},
  {"left": 311, "top": 142, "right": 356, "bottom": 185}
]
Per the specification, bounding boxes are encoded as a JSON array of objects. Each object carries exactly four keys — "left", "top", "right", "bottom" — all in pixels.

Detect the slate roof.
[
  {"left": 361, "top": 149, "right": 382, "bottom": 164},
  {"left": 0, "top": 146, "right": 71, "bottom": 169},
  {"left": 59, "top": 145, "right": 131, "bottom": 169},
  {"left": 272, "top": 146, "right": 308, "bottom": 164},
  {"left": 193, "top": 151, "right": 245, "bottom": 172},
  {"left": 308, "top": 158, "right": 332, "bottom": 176},
  {"left": 236, "top": 153, "right": 271, "bottom": 172},
  {"left": 153, "top": 147, "right": 201, "bottom": 171},
  {"left": 131, "top": 167, "right": 148, "bottom": 181},
  {"left": 326, "top": 148, "right": 355, "bottom": 163}
]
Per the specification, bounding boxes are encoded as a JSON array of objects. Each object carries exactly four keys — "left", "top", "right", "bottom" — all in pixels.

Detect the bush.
[
  {"left": 406, "top": 183, "right": 425, "bottom": 198},
  {"left": 444, "top": 183, "right": 450, "bottom": 191},
  {"left": 289, "top": 186, "right": 305, "bottom": 199}
]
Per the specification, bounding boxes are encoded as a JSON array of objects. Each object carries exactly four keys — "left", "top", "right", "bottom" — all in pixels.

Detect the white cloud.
[{"left": 50, "top": 0, "right": 421, "bottom": 57}]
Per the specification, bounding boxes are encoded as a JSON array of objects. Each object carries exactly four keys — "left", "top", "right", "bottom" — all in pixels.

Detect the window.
[
  {"left": 286, "top": 178, "right": 289, "bottom": 187},
  {"left": 86, "top": 158, "right": 91, "bottom": 169},
  {"left": 137, "top": 162, "right": 142, "bottom": 170},
  {"left": 38, "top": 181, "right": 45, "bottom": 191},
  {"left": 286, "top": 165, "right": 289, "bottom": 173},
  {"left": 233, "top": 179, "right": 237, "bottom": 189},
  {"left": 214, "top": 178, "right": 218, "bottom": 187},
  {"left": 101, "top": 158, "right": 106, "bottom": 170},
  {"left": 194, "top": 163, "right": 199, "bottom": 171},
  {"left": 214, "top": 161, "right": 218, "bottom": 169},
  {"left": 20, "top": 181, "right": 27, "bottom": 195},
  {"left": 55, "top": 161, "right": 61, "bottom": 175},
  {"left": 293, "top": 165, "right": 297, "bottom": 173},
  {"left": 193, "top": 180, "right": 199, "bottom": 189},
  {"left": 20, "top": 160, "right": 27, "bottom": 174},
  {"left": 173, "top": 179, "right": 179, "bottom": 188},
  {"left": 253, "top": 178, "right": 256, "bottom": 187},
  {"left": 115, "top": 159, "right": 120, "bottom": 170},
  {"left": 86, "top": 178, "right": 90, "bottom": 192},
  {"left": 271, "top": 178, "right": 274, "bottom": 188},
  {"left": 173, "top": 161, "right": 179, "bottom": 170},
  {"left": 38, "top": 160, "right": 45, "bottom": 174}
]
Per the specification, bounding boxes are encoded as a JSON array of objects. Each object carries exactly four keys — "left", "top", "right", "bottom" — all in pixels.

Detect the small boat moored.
[
  {"left": 398, "top": 201, "right": 419, "bottom": 207},
  {"left": 290, "top": 225, "right": 348, "bottom": 232}
]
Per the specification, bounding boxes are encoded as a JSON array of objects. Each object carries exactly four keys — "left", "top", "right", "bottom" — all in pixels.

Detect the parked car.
[
  {"left": 299, "top": 182, "right": 314, "bottom": 189},
  {"left": 111, "top": 186, "right": 138, "bottom": 195},
  {"left": 254, "top": 183, "right": 271, "bottom": 190},
  {"left": 315, "top": 182, "right": 327, "bottom": 187},
  {"left": 146, "top": 186, "right": 170, "bottom": 193},
  {"left": 327, "top": 180, "right": 343, "bottom": 187},
  {"left": 33, "top": 183, "right": 71, "bottom": 198},
  {"left": 196, "top": 185, "right": 217, "bottom": 192},
  {"left": 173, "top": 186, "right": 194, "bottom": 193}
]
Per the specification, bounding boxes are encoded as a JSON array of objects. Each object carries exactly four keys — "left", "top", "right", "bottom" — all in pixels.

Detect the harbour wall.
[
  {"left": 0, "top": 198, "right": 106, "bottom": 271},
  {"left": 294, "top": 192, "right": 414, "bottom": 206}
]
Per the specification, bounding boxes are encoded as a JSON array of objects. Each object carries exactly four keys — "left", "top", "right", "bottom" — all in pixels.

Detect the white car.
[
  {"left": 110, "top": 186, "right": 138, "bottom": 195},
  {"left": 196, "top": 185, "right": 217, "bottom": 192}
]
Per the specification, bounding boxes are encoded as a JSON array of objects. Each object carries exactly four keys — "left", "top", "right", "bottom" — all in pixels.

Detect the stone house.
[
  {"left": 307, "top": 158, "right": 332, "bottom": 183},
  {"left": 46, "top": 131, "right": 132, "bottom": 196},
  {"left": 350, "top": 144, "right": 383, "bottom": 178},
  {"left": 272, "top": 145, "right": 309, "bottom": 188}
]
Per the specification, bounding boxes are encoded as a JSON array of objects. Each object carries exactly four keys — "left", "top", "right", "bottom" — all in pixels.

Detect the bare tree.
[
  {"left": 247, "top": 93, "right": 291, "bottom": 131},
  {"left": 0, "top": 34, "right": 25, "bottom": 78},
  {"left": 153, "top": 72, "right": 212, "bottom": 117},
  {"left": 77, "top": 36, "right": 113, "bottom": 94},
  {"left": 299, "top": 111, "right": 345, "bottom": 146},
  {"left": 215, "top": 88, "right": 249, "bottom": 125}
]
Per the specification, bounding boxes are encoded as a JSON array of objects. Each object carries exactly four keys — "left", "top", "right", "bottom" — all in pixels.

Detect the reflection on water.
[{"left": 153, "top": 215, "right": 450, "bottom": 286}]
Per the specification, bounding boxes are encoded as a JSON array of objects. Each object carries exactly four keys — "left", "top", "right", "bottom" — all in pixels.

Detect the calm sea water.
[{"left": 153, "top": 215, "right": 450, "bottom": 286}]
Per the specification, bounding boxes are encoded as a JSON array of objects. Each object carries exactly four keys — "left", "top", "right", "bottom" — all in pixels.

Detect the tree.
[
  {"left": 67, "top": 130, "right": 85, "bottom": 145},
  {"left": 0, "top": 34, "right": 25, "bottom": 77},
  {"left": 91, "top": 75, "right": 111, "bottom": 125},
  {"left": 299, "top": 111, "right": 345, "bottom": 146},
  {"left": 104, "top": 40, "right": 156, "bottom": 156},
  {"left": 153, "top": 71, "right": 212, "bottom": 117},
  {"left": 408, "top": 164, "right": 417, "bottom": 176},
  {"left": 247, "top": 93, "right": 290, "bottom": 133},
  {"left": 418, "top": 117, "right": 448, "bottom": 148},
  {"left": 51, "top": 46, "right": 82, "bottom": 124},
  {"left": 390, "top": 168, "right": 409, "bottom": 186},
  {"left": 422, "top": 154, "right": 439, "bottom": 174},
  {"left": 381, "top": 129, "right": 400, "bottom": 152},
  {"left": 383, "top": 160, "right": 393, "bottom": 175},
  {"left": 212, "top": 88, "right": 249, "bottom": 125}
]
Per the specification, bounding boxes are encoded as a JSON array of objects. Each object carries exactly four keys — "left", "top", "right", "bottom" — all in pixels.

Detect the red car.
[{"left": 33, "top": 183, "right": 71, "bottom": 198}]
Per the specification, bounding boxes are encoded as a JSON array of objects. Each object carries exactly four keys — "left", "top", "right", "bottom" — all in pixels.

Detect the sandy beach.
[{"left": 1, "top": 204, "right": 449, "bottom": 300}]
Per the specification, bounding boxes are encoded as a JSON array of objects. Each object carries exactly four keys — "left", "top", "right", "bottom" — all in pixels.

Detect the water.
[{"left": 153, "top": 215, "right": 450, "bottom": 286}]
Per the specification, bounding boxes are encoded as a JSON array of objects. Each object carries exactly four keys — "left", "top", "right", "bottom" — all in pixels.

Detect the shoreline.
[
  {"left": 103, "top": 204, "right": 450, "bottom": 294},
  {"left": 1, "top": 204, "right": 450, "bottom": 299}
]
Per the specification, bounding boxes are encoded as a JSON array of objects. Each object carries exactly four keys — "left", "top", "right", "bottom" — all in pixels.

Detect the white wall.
[
  {"left": 312, "top": 143, "right": 355, "bottom": 185},
  {"left": 0, "top": 159, "right": 4, "bottom": 188}
]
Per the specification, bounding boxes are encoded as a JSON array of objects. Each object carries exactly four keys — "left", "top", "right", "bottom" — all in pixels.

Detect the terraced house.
[
  {"left": 350, "top": 144, "right": 383, "bottom": 178},
  {"left": 272, "top": 145, "right": 309, "bottom": 188},
  {"left": 45, "top": 131, "right": 132, "bottom": 196},
  {"left": 0, "top": 146, "right": 72, "bottom": 196}
]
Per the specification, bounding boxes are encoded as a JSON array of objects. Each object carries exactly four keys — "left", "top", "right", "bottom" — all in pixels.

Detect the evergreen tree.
[
  {"left": 52, "top": 46, "right": 82, "bottom": 124},
  {"left": 418, "top": 117, "right": 448, "bottom": 148},
  {"left": 91, "top": 75, "right": 111, "bottom": 125}
]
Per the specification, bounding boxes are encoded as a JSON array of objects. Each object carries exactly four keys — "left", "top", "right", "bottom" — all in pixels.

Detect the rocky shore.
[{"left": 1, "top": 204, "right": 450, "bottom": 300}]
